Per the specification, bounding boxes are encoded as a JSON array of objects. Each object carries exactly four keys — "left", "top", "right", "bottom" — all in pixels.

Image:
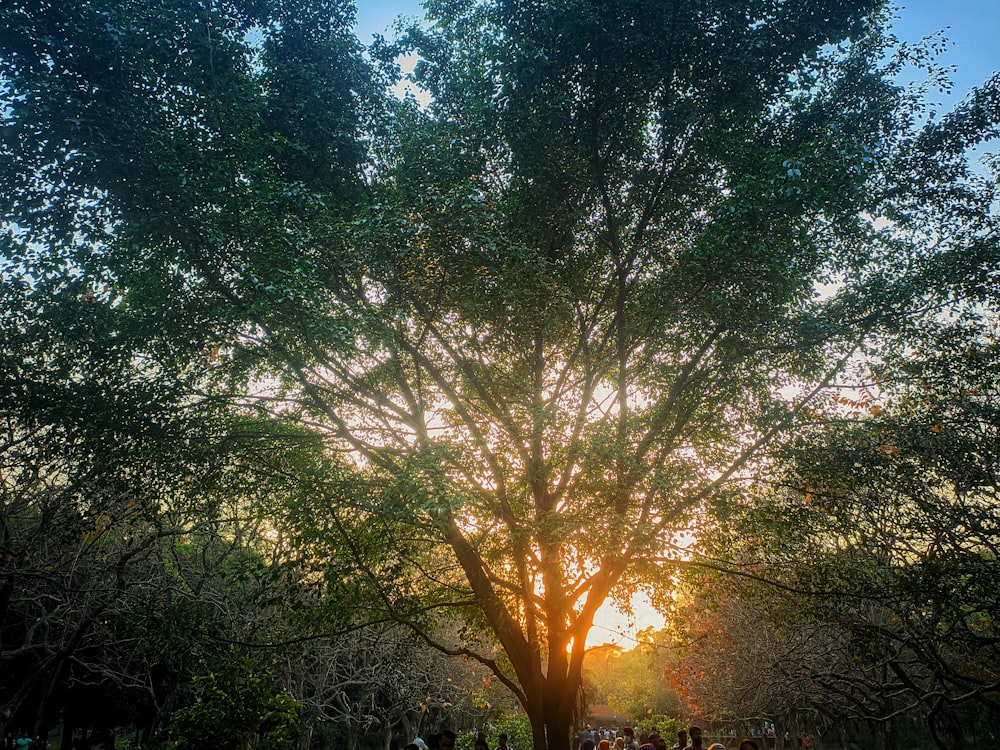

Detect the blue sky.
[
  {"left": 890, "top": 1, "right": 1000, "bottom": 101},
  {"left": 354, "top": 0, "right": 999, "bottom": 103}
]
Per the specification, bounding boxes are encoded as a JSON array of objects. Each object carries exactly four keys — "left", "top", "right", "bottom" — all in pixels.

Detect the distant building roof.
[{"left": 586, "top": 704, "right": 626, "bottom": 725}]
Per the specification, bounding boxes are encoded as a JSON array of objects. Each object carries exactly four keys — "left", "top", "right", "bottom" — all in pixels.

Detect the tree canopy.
[
  {"left": 672, "top": 297, "right": 1000, "bottom": 748},
  {"left": 2, "top": 0, "right": 998, "bottom": 748}
]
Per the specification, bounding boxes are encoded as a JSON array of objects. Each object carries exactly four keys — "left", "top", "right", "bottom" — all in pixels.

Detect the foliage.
[
  {"left": 633, "top": 717, "right": 681, "bottom": 746},
  {"left": 679, "top": 304, "right": 1000, "bottom": 746},
  {"left": 277, "top": 618, "right": 516, "bottom": 750},
  {"left": 170, "top": 654, "right": 300, "bottom": 750},
  {"left": 3, "top": 1, "right": 999, "bottom": 749},
  {"left": 457, "top": 714, "right": 535, "bottom": 750},
  {"left": 608, "top": 633, "right": 682, "bottom": 725},
  {"left": 579, "top": 632, "right": 681, "bottom": 740},
  {"left": 583, "top": 631, "right": 681, "bottom": 726},
  {"left": 493, "top": 713, "right": 535, "bottom": 750}
]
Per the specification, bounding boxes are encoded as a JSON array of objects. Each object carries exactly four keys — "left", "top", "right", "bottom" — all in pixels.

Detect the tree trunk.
[
  {"left": 297, "top": 718, "right": 315, "bottom": 750},
  {"left": 771, "top": 719, "right": 785, "bottom": 750},
  {"left": 878, "top": 716, "right": 896, "bottom": 750},
  {"left": 522, "top": 673, "right": 578, "bottom": 750},
  {"left": 927, "top": 704, "right": 962, "bottom": 750},
  {"left": 542, "top": 697, "right": 576, "bottom": 750},
  {"left": 528, "top": 709, "right": 547, "bottom": 750},
  {"left": 345, "top": 717, "right": 359, "bottom": 750},
  {"left": 400, "top": 717, "right": 417, "bottom": 746}
]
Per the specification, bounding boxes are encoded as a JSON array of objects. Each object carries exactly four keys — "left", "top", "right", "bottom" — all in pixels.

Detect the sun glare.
[{"left": 587, "top": 592, "right": 668, "bottom": 649}]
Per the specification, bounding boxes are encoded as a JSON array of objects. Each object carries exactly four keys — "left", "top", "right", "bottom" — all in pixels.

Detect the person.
[
  {"left": 496, "top": 733, "right": 513, "bottom": 750},
  {"left": 474, "top": 738, "right": 490, "bottom": 750},
  {"left": 684, "top": 727, "right": 704, "bottom": 750},
  {"left": 738, "top": 740, "right": 759, "bottom": 750},
  {"left": 412, "top": 740, "right": 428, "bottom": 750},
  {"left": 623, "top": 728, "right": 640, "bottom": 750},
  {"left": 673, "top": 730, "right": 688, "bottom": 750},
  {"left": 706, "top": 744, "right": 727, "bottom": 750},
  {"left": 615, "top": 738, "right": 625, "bottom": 750},
  {"left": 599, "top": 740, "right": 610, "bottom": 750},
  {"left": 439, "top": 730, "right": 457, "bottom": 750}
]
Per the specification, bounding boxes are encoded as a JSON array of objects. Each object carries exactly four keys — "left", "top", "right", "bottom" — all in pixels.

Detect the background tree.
[
  {"left": 582, "top": 630, "right": 681, "bottom": 727},
  {"left": 678, "top": 293, "right": 1000, "bottom": 749},
  {"left": 666, "top": 578, "right": 859, "bottom": 744},
  {"left": 276, "top": 620, "right": 513, "bottom": 750},
  {"left": 170, "top": 652, "right": 299, "bottom": 750}
]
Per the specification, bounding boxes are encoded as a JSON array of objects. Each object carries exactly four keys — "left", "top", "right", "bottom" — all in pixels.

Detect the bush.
[{"left": 170, "top": 655, "right": 299, "bottom": 750}]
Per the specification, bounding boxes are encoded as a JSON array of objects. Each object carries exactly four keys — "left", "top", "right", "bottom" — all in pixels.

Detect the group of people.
[
  {"left": 671, "top": 726, "right": 762, "bottom": 750},
  {"left": 401, "top": 726, "right": 764, "bottom": 750},
  {"left": 576, "top": 725, "right": 764, "bottom": 750},
  {"left": 406, "top": 730, "right": 457, "bottom": 750},
  {"left": 576, "top": 725, "right": 675, "bottom": 750},
  {"left": 576, "top": 725, "right": 640, "bottom": 750}
]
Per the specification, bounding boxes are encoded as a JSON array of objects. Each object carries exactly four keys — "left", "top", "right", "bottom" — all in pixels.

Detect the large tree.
[{"left": 3, "top": 1, "right": 998, "bottom": 748}]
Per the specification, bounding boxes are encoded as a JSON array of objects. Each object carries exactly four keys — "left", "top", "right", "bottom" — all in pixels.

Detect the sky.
[
  {"left": 889, "top": 1, "right": 1000, "bottom": 109},
  {"left": 354, "top": 0, "right": 1000, "bottom": 101},
  {"left": 349, "top": 0, "right": 999, "bottom": 648}
]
